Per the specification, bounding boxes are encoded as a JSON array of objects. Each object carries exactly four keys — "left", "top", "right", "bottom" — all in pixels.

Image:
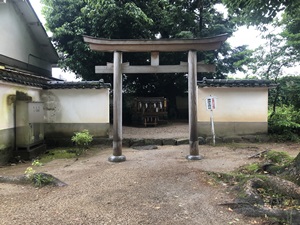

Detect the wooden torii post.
[{"left": 84, "top": 34, "right": 228, "bottom": 162}]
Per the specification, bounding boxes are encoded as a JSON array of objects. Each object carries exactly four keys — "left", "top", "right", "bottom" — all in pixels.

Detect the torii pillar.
[
  {"left": 111, "top": 51, "right": 126, "bottom": 162},
  {"left": 186, "top": 50, "right": 201, "bottom": 160},
  {"left": 83, "top": 35, "right": 228, "bottom": 162}
]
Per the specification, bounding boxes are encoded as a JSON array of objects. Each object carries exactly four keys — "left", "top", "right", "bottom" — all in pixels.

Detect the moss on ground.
[
  {"left": 265, "top": 150, "right": 293, "bottom": 165},
  {"left": 39, "top": 148, "right": 77, "bottom": 163},
  {"left": 207, "top": 150, "right": 300, "bottom": 224}
]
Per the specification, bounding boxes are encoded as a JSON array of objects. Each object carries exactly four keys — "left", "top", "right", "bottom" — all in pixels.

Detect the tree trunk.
[
  {"left": 282, "top": 152, "right": 300, "bottom": 185},
  {"left": 222, "top": 176, "right": 300, "bottom": 224},
  {"left": 220, "top": 153, "right": 300, "bottom": 224}
]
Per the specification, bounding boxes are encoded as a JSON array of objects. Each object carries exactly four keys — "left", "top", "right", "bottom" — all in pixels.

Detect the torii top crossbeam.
[{"left": 83, "top": 34, "right": 228, "bottom": 52}]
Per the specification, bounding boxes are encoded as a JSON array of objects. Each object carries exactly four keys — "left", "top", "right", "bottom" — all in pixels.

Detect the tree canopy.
[
  {"left": 41, "top": 0, "right": 250, "bottom": 96},
  {"left": 281, "top": 6, "right": 300, "bottom": 54},
  {"left": 222, "top": 0, "right": 300, "bottom": 26},
  {"left": 222, "top": 0, "right": 300, "bottom": 55}
]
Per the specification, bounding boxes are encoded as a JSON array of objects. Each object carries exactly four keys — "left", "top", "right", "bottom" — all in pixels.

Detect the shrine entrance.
[
  {"left": 84, "top": 35, "right": 228, "bottom": 162},
  {"left": 131, "top": 97, "right": 168, "bottom": 127}
]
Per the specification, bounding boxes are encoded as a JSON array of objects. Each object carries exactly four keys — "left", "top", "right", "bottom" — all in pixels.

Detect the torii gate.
[{"left": 83, "top": 34, "right": 228, "bottom": 162}]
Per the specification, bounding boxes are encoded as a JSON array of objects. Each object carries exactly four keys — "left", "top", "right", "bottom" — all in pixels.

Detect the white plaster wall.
[
  {"left": 198, "top": 87, "right": 268, "bottom": 122},
  {"left": 43, "top": 89, "right": 109, "bottom": 123},
  {"left": 0, "top": 82, "right": 42, "bottom": 130},
  {"left": 0, "top": 1, "right": 50, "bottom": 70}
]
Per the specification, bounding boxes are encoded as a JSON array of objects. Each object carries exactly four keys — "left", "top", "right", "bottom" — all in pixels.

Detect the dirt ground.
[{"left": 0, "top": 124, "right": 300, "bottom": 225}]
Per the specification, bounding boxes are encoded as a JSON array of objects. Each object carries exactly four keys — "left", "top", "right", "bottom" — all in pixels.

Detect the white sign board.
[{"left": 206, "top": 96, "right": 216, "bottom": 110}]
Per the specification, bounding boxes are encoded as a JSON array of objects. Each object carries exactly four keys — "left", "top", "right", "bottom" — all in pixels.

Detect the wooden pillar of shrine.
[
  {"left": 186, "top": 50, "right": 202, "bottom": 160},
  {"left": 108, "top": 51, "right": 126, "bottom": 162}
]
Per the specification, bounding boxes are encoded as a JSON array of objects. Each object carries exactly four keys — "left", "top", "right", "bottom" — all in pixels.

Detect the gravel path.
[
  {"left": 1, "top": 124, "right": 299, "bottom": 225},
  {"left": 112, "top": 122, "right": 189, "bottom": 139}
]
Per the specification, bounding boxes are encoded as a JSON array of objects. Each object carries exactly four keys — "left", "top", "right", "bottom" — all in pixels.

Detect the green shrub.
[
  {"left": 71, "top": 129, "right": 93, "bottom": 155},
  {"left": 268, "top": 106, "right": 300, "bottom": 141},
  {"left": 32, "top": 173, "right": 53, "bottom": 187}
]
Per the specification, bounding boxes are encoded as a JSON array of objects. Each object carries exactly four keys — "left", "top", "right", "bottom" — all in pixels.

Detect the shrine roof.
[
  {"left": 83, "top": 34, "right": 228, "bottom": 52},
  {"left": 198, "top": 78, "right": 278, "bottom": 88}
]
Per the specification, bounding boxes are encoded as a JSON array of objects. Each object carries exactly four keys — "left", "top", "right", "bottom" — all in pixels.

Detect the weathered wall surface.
[
  {"left": 198, "top": 87, "right": 269, "bottom": 136},
  {"left": 42, "top": 88, "right": 110, "bottom": 143},
  {"left": 0, "top": 82, "right": 42, "bottom": 165},
  {"left": 0, "top": 84, "right": 110, "bottom": 163},
  {"left": 0, "top": 1, "right": 51, "bottom": 71}
]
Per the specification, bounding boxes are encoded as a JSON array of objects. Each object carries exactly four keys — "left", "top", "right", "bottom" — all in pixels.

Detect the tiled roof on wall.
[
  {"left": 0, "top": 66, "right": 51, "bottom": 88},
  {"left": 46, "top": 80, "right": 111, "bottom": 89},
  {"left": 198, "top": 78, "right": 278, "bottom": 88},
  {"left": 0, "top": 66, "right": 110, "bottom": 89}
]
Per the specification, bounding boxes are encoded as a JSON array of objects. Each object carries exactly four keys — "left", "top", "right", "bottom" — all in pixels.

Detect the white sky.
[{"left": 228, "top": 26, "right": 262, "bottom": 49}]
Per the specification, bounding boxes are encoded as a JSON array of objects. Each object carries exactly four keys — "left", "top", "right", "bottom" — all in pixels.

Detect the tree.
[
  {"left": 222, "top": 0, "right": 300, "bottom": 26},
  {"left": 42, "top": 0, "right": 250, "bottom": 83},
  {"left": 247, "top": 32, "right": 295, "bottom": 80},
  {"left": 223, "top": 0, "right": 300, "bottom": 114},
  {"left": 278, "top": 76, "right": 300, "bottom": 110},
  {"left": 244, "top": 26, "right": 299, "bottom": 116},
  {"left": 222, "top": 0, "right": 300, "bottom": 55},
  {"left": 41, "top": 0, "right": 254, "bottom": 121},
  {"left": 221, "top": 1, "right": 300, "bottom": 222},
  {"left": 281, "top": 6, "right": 300, "bottom": 54}
]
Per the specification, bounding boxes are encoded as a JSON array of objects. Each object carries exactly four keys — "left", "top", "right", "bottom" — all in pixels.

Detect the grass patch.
[
  {"left": 264, "top": 150, "right": 293, "bottom": 166},
  {"left": 239, "top": 163, "right": 260, "bottom": 174},
  {"left": 38, "top": 148, "right": 77, "bottom": 164}
]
